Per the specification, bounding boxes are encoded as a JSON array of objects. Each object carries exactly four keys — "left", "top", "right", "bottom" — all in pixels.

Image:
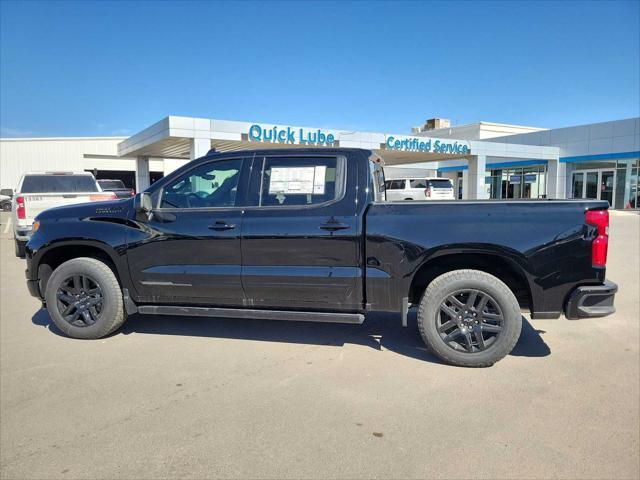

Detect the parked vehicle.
[
  {"left": 24, "top": 149, "right": 617, "bottom": 367},
  {"left": 12, "top": 172, "right": 116, "bottom": 257},
  {"left": 0, "top": 188, "right": 13, "bottom": 212},
  {"left": 97, "top": 179, "right": 135, "bottom": 199},
  {"left": 385, "top": 177, "right": 455, "bottom": 201}
]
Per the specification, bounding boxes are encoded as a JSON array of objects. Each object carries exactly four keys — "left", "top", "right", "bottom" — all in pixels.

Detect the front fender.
[{"left": 26, "top": 215, "right": 134, "bottom": 295}]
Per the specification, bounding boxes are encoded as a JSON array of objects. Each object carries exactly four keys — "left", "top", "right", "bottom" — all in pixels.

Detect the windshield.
[
  {"left": 20, "top": 175, "right": 99, "bottom": 193},
  {"left": 98, "top": 180, "right": 126, "bottom": 190}
]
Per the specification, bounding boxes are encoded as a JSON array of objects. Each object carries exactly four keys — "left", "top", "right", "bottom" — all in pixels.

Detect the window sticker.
[
  {"left": 269, "top": 166, "right": 326, "bottom": 195},
  {"left": 313, "top": 166, "right": 326, "bottom": 194}
]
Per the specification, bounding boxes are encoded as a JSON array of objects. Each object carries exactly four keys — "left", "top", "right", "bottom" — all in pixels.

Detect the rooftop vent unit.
[{"left": 424, "top": 118, "right": 451, "bottom": 131}]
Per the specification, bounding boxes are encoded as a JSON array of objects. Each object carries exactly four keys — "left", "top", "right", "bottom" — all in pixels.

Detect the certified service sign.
[{"left": 385, "top": 136, "right": 470, "bottom": 154}]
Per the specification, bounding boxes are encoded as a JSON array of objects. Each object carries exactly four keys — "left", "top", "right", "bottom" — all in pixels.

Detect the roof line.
[{"left": 0, "top": 136, "right": 128, "bottom": 142}]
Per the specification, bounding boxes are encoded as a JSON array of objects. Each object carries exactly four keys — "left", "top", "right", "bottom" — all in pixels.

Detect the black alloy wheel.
[
  {"left": 436, "top": 289, "right": 504, "bottom": 353},
  {"left": 56, "top": 274, "right": 104, "bottom": 327}
]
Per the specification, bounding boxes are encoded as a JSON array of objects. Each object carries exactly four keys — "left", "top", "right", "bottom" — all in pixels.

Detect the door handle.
[
  {"left": 320, "top": 220, "right": 350, "bottom": 231},
  {"left": 209, "top": 220, "right": 235, "bottom": 231}
]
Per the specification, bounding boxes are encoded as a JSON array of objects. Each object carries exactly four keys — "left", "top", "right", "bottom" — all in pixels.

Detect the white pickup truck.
[{"left": 12, "top": 172, "right": 117, "bottom": 257}]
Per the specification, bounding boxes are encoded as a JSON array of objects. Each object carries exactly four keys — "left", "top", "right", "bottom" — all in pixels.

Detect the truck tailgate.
[{"left": 22, "top": 193, "right": 111, "bottom": 223}]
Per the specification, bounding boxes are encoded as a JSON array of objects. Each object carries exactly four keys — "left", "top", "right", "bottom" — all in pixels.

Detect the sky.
[{"left": 1, "top": 0, "right": 639, "bottom": 138}]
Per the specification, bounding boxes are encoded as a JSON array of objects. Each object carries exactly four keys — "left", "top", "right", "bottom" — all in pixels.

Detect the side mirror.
[
  {"left": 134, "top": 192, "right": 153, "bottom": 214},
  {"left": 0, "top": 189, "right": 13, "bottom": 197}
]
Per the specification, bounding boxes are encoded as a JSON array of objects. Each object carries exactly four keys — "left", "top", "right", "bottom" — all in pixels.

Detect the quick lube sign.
[
  {"left": 386, "top": 136, "right": 470, "bottom": 154},
  {"left": 248, "top": 124, "right": 336, "bottom": 146}
]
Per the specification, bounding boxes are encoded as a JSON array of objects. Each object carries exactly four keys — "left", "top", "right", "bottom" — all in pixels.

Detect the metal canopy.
[{"left": 118, "top": 116, "right": 559, "bottom": 167}]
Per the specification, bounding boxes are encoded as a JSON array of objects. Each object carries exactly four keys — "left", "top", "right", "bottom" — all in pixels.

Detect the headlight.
[{"left": 32, "top": 220, "right": 40, "bottom": 232}]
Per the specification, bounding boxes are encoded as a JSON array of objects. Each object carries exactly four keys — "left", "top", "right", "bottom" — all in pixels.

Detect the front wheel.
[
  {"left": 2, "top": 202, "right": 11, "bottom": 212},
  {"left": 417, "top": 269, "right": 522, "bottom": 367},
  {"left": 45, "top": 257, "right": 126, "bottom": 339}
]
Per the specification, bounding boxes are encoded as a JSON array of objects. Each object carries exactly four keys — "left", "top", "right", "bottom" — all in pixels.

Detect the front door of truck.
[
  {"left": 240, "top": 153, "right": 362, "bottom": 311},
  {"left": 126, "top": 157, "right": 249, "bottom": 306}
]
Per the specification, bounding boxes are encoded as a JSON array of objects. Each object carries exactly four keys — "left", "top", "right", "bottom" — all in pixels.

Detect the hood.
[{"left": 36, "top": 198, "right": 132, "bottom": 221}]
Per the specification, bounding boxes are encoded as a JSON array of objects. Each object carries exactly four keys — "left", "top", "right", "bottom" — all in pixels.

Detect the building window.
[{"left": 485, "top": 165, "right": 548, "bottom": 200}]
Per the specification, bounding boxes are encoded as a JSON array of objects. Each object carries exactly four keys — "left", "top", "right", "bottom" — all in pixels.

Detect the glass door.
[
  {"left": 600, "top": 171, "right": 615, "bottom": 207},
  {"left": 585, "top": 172, "right": 599, "bottom": 198},
  {"left": 572, "top": 172, "right": 584, "bottom": 198},
  {"left": 571, "top": 169, "right": 616, "bottom": 207}
]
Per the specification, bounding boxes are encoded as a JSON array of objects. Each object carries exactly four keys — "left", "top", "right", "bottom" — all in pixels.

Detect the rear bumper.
[
  {"left": 565, "top": 280, "right": 618, "bottom": 319},
  {"left": 14, "top": 229, "right": 32, "bottom": 242}
]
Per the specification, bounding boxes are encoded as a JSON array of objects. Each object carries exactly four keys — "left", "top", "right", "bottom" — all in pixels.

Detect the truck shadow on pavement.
[{"left": 32, "top": 308, "right": 550, "bottom": 365}]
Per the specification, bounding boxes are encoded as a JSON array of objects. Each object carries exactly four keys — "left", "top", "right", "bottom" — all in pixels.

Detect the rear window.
[
  {"left": 427, "top": 179, "right": 453, "bottom": 189},
  {"left": 20, "top": 175, "right": 98, "bottom": 193},
  {"left": 98, "top": 180, "right": 126, "bottom": 190}
]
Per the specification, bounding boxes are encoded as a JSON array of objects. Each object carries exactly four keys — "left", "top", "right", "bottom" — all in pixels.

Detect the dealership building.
[{"left": 1, "top": 115, "right": 638, "bottom": 209}]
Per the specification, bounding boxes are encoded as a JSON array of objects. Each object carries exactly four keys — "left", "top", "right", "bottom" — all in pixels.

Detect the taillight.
[
  {"left": 129, "top": 189, "right": 135, "bottom": 197},
  {"left": 586, "top": 209, "right": 609, "bottom": 267},
  {"left": 424, "top": 188, "right": 431, "bottom": 198},
  {"left": 16, "top": 196, "right": 26, "bottom": 219}
]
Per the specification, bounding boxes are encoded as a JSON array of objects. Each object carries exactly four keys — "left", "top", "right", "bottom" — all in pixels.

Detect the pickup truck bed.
[{"left": 23, "top": 148, "right": 617, "bottom": 367}]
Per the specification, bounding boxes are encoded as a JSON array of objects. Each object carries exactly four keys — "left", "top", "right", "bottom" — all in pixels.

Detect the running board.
[{"left": 137, "top": 305, "right": 365, "bottom": 324}]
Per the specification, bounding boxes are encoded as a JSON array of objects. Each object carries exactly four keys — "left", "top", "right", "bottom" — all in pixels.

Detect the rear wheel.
[
  {"left": 417, "top": 269, "right": 522, "bottom": 367},
  {"left": 44, "top": 257, "right": 126, "bottom": 339},
  {"left": 14, "top": 239, "right": 26, "bottom": 258}
]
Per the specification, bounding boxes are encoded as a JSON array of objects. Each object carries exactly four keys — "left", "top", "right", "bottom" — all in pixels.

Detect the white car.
[
  {"left": 12, "top": 172, "right": 117, "bottom": 257},
  {"left": 384, "top": 177, "right": 455, "bottom": 201}
]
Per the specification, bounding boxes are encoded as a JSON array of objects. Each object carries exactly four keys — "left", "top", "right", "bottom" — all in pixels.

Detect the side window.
[
  {"left": 160, "top": 159, "right": 242, "bottom": 209},
  {"left": 259, "top": 156, "right": 343, "bottom": 207},
  {"left": 410, "top": 179, "right": 427, "bottom": 189},
  {"left": 386, "top": 180, "right": 405, "bottom": 190}
]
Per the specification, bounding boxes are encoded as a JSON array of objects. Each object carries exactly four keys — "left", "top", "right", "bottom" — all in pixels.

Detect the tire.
[
  {"left": 14, "top": 239, "right": 26, "bottom": 258},
  {"left": 417, "top": 269, "right": 522, "bottom": 367},
  {"left": 404, "top": 198, "right": 414, "bottom": 201},
  {"left": 2, "top": 202, "right": 11, "bottom": 212},
  {"left": 44, "top": 257, "right": 126, "bottom": 339}
]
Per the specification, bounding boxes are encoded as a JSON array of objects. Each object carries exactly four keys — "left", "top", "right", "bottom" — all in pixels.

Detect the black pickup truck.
[{"left": 24, "top": 148, "right": 617, "bottom": 367}]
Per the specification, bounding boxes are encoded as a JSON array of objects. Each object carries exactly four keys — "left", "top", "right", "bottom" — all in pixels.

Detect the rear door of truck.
[{"left": 240, "top": 151, "right": 363, "bottom": 311}]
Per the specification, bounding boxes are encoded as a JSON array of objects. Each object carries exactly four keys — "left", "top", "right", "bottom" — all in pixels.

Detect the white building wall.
[
  {"left": 0, "top": 137, "right": 182, "bottom": 190},
  {"left": 417, "top": 122, "right": 546, "bottom": 141},
  {"left": 384, "top": 166, "right": 437, "bottom": 180},
  {"left": 490, "top": 118, "right": 640, "bottom": 201},
  {"left": 0, "top": 137, "right": 126, "bottom": 189},
  {"left": 489, "top": 118, "right": 640, "bottom": 156}
]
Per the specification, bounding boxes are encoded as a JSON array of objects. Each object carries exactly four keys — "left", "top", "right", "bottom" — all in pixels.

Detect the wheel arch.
[
  {"left": 35, "top": 241, "right": 127, "bottom": 297},
  {"left": 407, "top": 252, "right": 533, "bottom": 311}
]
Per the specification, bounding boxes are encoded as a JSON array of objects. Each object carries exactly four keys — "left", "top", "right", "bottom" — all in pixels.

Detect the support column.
[
  {"left": 467, "top": 155, "right": 488, "bottom": 199},
  {"left": 546, "top": 157, "right": 565, "bottom": 199},
  {"left": 135, "top": 156, "right": 150, "bottom": 192},
  {"left": 190, "top": 137, "right": 211, "bottom": 160},
  {"left": 461, "top": 170, "right": 470, "bottom": 200}
]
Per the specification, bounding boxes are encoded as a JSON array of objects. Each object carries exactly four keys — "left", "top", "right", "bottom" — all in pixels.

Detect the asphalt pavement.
[{"left": 1, "top": 211, "right": 638, "bottom": 479}]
